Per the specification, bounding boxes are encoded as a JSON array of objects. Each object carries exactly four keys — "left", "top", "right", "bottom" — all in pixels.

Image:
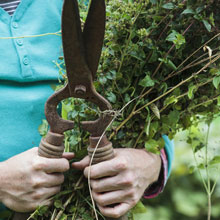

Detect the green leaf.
[
  {"left": 139, "top": 74, "right": 155, "bottom": 87},
  {"left": 145, "top": 139, "right": 162, "bottom": 154},
  {"left": 202, "top": 20, "right": 212, "bottom": 32},
  {"left": 61, "top": 103, "right": 72, "bottom": 120},
  {"left": 166, "top": 30, "right": 178, "bottom": 42},
  {"left": 182, "top": 8, "right": 195, "bottom": 15},
  {"left": 209, "top": 156, "right": 220, "bottom": 165},
  {"left": 167, "top": 59, "right": 177, "bottom": 70},
  {"left": 217, "top": 96, "right": 220, "bottom": 106},
  {"left": 54, "top": 200, "right": 64, "bottom": 209},
  {"left": 188, "top": 84, "right": 196, "bottom": 99},
  {"left": 107, "top": 92, "right": 116, "bottom": 103},
  {"left": 132, "top": 201, "right": 147, "bottom": 214},
  {"left": 162, "top": 3, "right": 175, "bottom": 9},
  {"left": 164, "top": 95, "right": 178, "bottom": 106},
  {"left": 213, "top": 76, "right": 220, "bottom": 89},
  {"left": 168, "top": 110, "right": 180, "bottom": 126},
  {"left": 38, "top": 119, "right": 48, "bottom": 137},
  {"left": 188, "top": 165, "right": 196, "bottom": 174}
]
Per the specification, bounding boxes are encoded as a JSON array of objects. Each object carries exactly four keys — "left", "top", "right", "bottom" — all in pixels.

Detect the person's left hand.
[{"left": 72, "top": 148, "right": 161, "bottom": 218}]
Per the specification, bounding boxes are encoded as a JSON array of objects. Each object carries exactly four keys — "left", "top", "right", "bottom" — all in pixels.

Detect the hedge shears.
[{"left": 13, "top": 0, "right": 127, "bottom": 219}]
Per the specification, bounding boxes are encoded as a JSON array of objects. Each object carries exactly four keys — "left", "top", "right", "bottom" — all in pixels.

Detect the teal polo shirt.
[{"left": 0, "top": 0, "right": 63, "bottom": 162}]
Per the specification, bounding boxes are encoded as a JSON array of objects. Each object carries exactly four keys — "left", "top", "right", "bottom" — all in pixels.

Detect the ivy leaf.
[
  {"left": 162, "top": 3, "right": 175, "bottom": 9},
  {"left": 213, "top": 76, "right": 220, "bottom": 89},
  {"left": 139, "top": 74, "right": 155, "bottom": 87},
  {"left": 202, "top": 20, "right": 212, "bottom": 32}
]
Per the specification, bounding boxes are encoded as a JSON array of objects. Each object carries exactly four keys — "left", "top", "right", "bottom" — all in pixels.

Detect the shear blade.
[{"left": 61, "top": 0, "right": 106, "bottom": 93}]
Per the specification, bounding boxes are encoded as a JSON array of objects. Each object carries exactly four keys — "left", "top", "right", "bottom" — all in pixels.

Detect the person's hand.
[
  {"left": 72, "top": 148, "right": 161, "bottom": 218},
  {"left": 0, "top": 147, "right": 74, "bottom": 212}
]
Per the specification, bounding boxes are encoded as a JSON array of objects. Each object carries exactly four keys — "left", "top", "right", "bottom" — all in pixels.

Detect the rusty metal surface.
[{"left": 44, "top": 0, "right": 112, "bottom": 137}]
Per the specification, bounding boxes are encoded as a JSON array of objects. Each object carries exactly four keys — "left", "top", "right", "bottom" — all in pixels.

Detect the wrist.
[{"left": 0, "top": 161, "right": 7, "bottom": 202}]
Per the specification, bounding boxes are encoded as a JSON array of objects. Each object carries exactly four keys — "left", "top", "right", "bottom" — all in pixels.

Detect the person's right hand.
[{"left": 0, "top": 147, "right": 73, "bottom": 212}]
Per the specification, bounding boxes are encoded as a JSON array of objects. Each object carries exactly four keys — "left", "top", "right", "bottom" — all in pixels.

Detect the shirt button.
[
  {"left": 16, "top": 39, "right": 23, "bottom": 46},
  {"left": 23, "top": 57, "right": 29, "bottom": 65},
  {"left": 12, "top": 22, "right": 18, "bottom": 28}
]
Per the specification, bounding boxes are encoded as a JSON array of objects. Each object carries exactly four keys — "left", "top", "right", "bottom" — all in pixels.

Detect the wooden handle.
[
  {"left": 87, "top": 135, "right": 128, "bottom": 220},
  {"left": 38, "top": 130, "right": 65, "bottom": 158}
]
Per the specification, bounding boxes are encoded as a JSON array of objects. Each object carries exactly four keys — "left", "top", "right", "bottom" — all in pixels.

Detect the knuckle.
[
  {"left": 31, "top": 191, "right": 43, "bottom": 201},
  {"left": 62, "top": 159, "right": 70, "bottom": 171},
  {"left": 93, "top": 193, "right": 103, "bottom": 205},
  {"left": 114, "top": 159, "right": 127, "bottom": 171},
  {"left": 32, "top": 158, "right": 47, "bottom": 171},
  {"left": 27, "top": 203, "right": 38, "bottom": 211},
  {"left": 56, "top": 173, "right": 65, "bottom": 184},
  {"left": 129, "top": 191, "right": 139, "bottom": 206},
  {"left": 31, "top": 177, "right": 43, "bottom": 188},
  {"left": 91, "top": 180, "right": 98, "bottom": 191},
  {"left": 120, "top": 174, "right": 133, "bottom": 187}
]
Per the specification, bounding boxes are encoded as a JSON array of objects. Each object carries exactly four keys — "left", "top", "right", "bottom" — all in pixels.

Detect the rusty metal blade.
[
  {"left": 83, "top": 0, "right": 106, "bottom": 80},
  {"left": 62, "top": 0, "right": 92, "bottom": 95}
]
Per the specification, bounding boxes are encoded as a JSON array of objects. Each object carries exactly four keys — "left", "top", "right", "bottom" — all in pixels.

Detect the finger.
[
  {"left": 42, "top": 158, "right": 70, "bottom": 173},
  {"left": 72, "top": 156, "right": 90, "bottom": 170},
  {"left": 97, "top": 203, "right": 130, "bottom": 219},
  {"left": 42, "top": 173, "right": 65, "bottom": 187},
  {"left": 62, "top": 152, "right": 75, "bottom": 160},
  {"left": 84, "top": 157, "right": 127, "bottom": 179},
  {"left": 92, "top": 189, "right": 133, "bottom": 207},
  {"left": 90, "top": 174, "right": 131, "bottom": 193},
  {"left": 44, "top": 186, "right": 61, "bottom": 199},
  {"left": 31, "top": 186, "right": 61, "bottom": 202}
]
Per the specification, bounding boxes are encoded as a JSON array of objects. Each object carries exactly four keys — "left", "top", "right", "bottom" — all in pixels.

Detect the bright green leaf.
[
  {"left": 164, "top": 95, "right": 178, "bottom": 106},
  {"left": 188, "top": 84, "right": 196, "bottom": 99}
]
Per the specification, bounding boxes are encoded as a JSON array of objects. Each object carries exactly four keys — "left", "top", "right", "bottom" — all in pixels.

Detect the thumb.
[{"left": 72, "top": 156, "right": 90, "bottom": 170}]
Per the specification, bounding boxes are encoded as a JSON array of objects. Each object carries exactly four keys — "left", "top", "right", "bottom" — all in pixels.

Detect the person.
[{"left": 0, "top": 0, "right": 174, "bottom": 219}]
